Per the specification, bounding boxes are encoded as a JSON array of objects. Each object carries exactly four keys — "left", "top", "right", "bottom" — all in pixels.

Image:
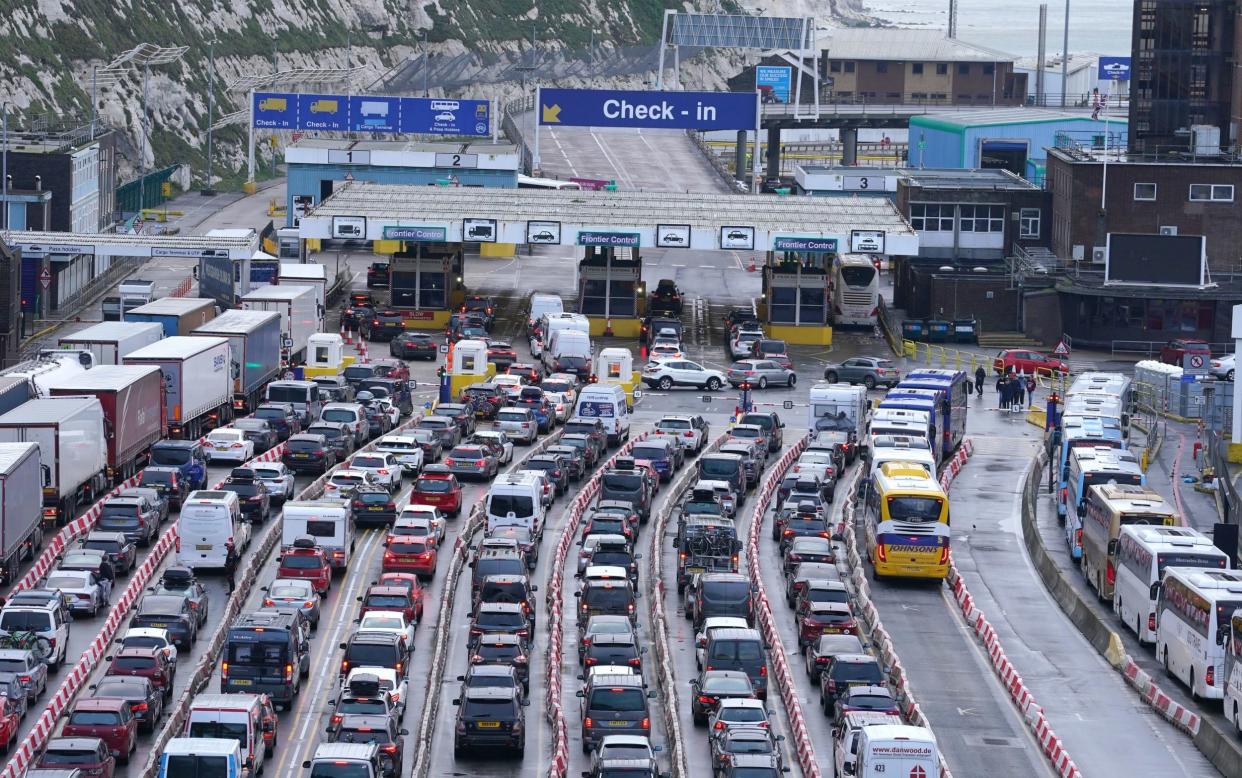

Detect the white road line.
[{"left": 549, "top": 129, "right": 579, "bottom": 178}]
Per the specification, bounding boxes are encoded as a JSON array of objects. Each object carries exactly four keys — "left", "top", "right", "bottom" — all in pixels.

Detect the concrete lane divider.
[
  {"left": 647, "top": 434, "right": 726, "bottom": 778},
  {"left": 409, "top": 431, "right": 562, "bottom": 778},
  {"left": 544, "top": 433, "right": 649, "bottom": 778}
]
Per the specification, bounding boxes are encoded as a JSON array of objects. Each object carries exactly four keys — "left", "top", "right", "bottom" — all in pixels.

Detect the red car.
[
  {"left": 508, "top": 363, "right": 542, "bottom": 384},
  {"left": 1160, "top": 338, "right": 1211, "bottom": 366},
  {"left": 992, "top": 348, "right": 1068, "bottom": 376},
  {"left": 795, "top": 601, "right": 857, "bottom": 649},
  {"left": 105, "top": 646, "right": 173, "bottom": 696},
  {"left": 383, "top": 535, "right": 439, "bottom": 579},
  {"left": 410, "top": 466, "right": 463, "bottom": 517},
  {"left": 377, "top": 571, "right": 425, "bottom": 603},
  {"left": 277, "top": 538, "right": 332, "bottom": 595},
  {"left": 487, "top": 341, "right": 518, "bottom": 368},
  {"left": 358, "top": 584, "right": 422, "bottom": 624},
  {"left": 38, "top": 736, "right": 117, "bottom": 778},
  {"left": 61, "top": 698, "right": 137, "bottom": 763},
  {"left": 370, "top": 358, "right": 410, "bottom": 382},
  {"left": 0, "top": 696, "right": 18, "bottom": 753}
]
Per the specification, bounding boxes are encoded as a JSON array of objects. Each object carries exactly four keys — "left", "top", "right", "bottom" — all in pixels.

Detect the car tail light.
[
  {"left": 444, "top": 458, "right": 455, "bottom": 466},
  {"left": 628, "top": 657, "right": 641, "bottom": 666},
  {"left": 1075, "top": 529, "right": 1082, "bottom": 548},
  {"left": 584, "top": 717, "right": 594, "bottom": 729},
  {"left": 1207, "top": 666, "right": 1216, "bottom": 686},
  {"left": 331, "top": 714, "right": 342, "bottom": 726},
  {"left": 131, "top": 702, "right": 148, "bottom": 713},
  {"left": 641, "top": 717, "right": 650, "bottom": 729},
  {"left": 18, "top": 675, "right": 30, "bottom": 684},
  {"left": 714, "top": 721, "right": 726, "bottom": 730},
  {"left": 305, "top": 600, "right": 316, "bottom": 608},
  {"left": 381, "top": 744, "right": 398, "bottom": 754},
  {"left": 697, "top": 695, "right": 713, "bottom": 704},
  {"left": 221, "top": 661, "right": 229, "bottom": 681},
  {"left": 585, "top": 656, "right": 598, "bottom": 666},
  {"left": 263, "top": 598, "right": 275, "bottom": 607}
]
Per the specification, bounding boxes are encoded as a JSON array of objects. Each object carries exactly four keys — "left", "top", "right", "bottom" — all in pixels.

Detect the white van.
[
  {"left": 282, "top": 499, "right": 354, "bottom": 571},
  {"left": 543, "top": 329, "right": 593, "bottom": 373},
  {"left": 178, "top": 491, "right": 248, "bottom": 569},
  {"left": 534, "top": 312, "right": 590, "bottom": 357},
  {"left": 528, "top": 294, "right": 564, "bottom": 332},
  {"left": 808, "top": 382, "right": 869, "bottom": 452},
  {"left": 159, "top": 737, "right": 246, "bottom": 778},
  {"left": 856, "top": 724, "right": 939, "bottom": 778},
  {"left": 184, "top": 694, "right": 271, "bottom": 774},
  {"left": 486, "top": 472, "right": 547, "bottom": 534},
  {"left": 834, "top": 711, "right": 904, "bottom": 778},
  {"left": 574, "top": 384, "right": 631, "bottom": 445}
]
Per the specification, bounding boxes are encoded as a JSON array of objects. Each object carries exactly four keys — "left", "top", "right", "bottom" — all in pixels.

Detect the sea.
[{"left": 858, "top": 0, "right": 1132, "bottom": 58}]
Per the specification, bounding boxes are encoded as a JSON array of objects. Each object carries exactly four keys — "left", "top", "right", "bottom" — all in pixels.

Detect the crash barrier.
[
  {"left": 545, "top": 432, "right": 649, "bottom": 778},
  {"left": 937, "top": 440, "right": 1084, "bottom": 778},
  {"left": 838, "top": 461, "right": 954, "bottom": 778},
  {"left": 646, "top": 435, "right": 726, "bottom": 778},
  {"left": 742, "top": 435, "right": 822, "bottom": 778},
  {"left": 411, "top": 432, "right": 562, "bottom": 778}
]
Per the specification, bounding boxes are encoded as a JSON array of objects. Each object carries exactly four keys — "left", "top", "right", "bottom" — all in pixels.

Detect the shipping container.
[
  {"left": 125, "top": 337, "right": 232, "bottom": 439},
  {"left": 240, "top": 284, "right": 321, "bottom": 364},
  {"left": 125, "top": 298, "right": 218, "bottom": 337},
  {"left": 0, "top": 397, "right": 109, "bottom": 526},
  {"left": 55, "top": 321, "right": 164, "bottom": 366},
  {"left": 192, "top": 310, "right": 282, "bottom": 413},
  {"left": 47, "top": 365, "right": 166, "bottom": 482},
  {"left": 0, "top": 442, "right": 44, "bottom": 584}
]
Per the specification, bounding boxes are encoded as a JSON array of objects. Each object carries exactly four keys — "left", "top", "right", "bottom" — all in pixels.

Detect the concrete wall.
[{"left": 1022, "top": 289, "right": 1062, "bottom": 345}]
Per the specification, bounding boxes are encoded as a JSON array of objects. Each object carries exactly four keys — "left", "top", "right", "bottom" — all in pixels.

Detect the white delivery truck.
[
  {"left": 0, "top": 397, "right": 108, "bottom": 527},
  {"left": 0, "top": 442, "right": 44, "bottom": 584},
  {"left": 241, "top": 284, "right": 322, "bottom": 364},
  {"left": 856, "top": 724, "right": 939, "bottom": 778},
  {"left": 808, "top": 382, "right": 870, "bottom": 454},
  {"left": 574, "top": 383, "right": 632, "bottom": 445},
  {"left": 125, "top": 337, "right": 232, "bottom": 440},
  {"left": 54, "top": 321, "right": 164, "bottom": 366},
  {"left": 277, "top": 263, "right": 327, "bottom": 313},
  {"left": 282, "top": 499, "right": 354, "bottom": 571},
  {"left": 178, "top": 490, "right": 249, "bottom": 569}
]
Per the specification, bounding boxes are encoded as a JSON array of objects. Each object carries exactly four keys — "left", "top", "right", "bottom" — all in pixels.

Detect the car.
[
  {"left": 367, "top": 262, "right": 390, "bottom": 288},
  {"left": 338, "top": 668, "right": 408, "bottom": 722},
  {"left": 469, "top": 633, "right": 531, "bottom": 690},
  {"left": 470, "top": 431, "right": 515, "bottom": 464},
  {"left": 0, "top": 648, "right": 47, "bottom": 703},
  {"left": 822, "top": 356, "right": 901, "bottom": 388},
  {"left": 796, "top": 601, "right": 857, "bottom": 649},
  {"left": 0, "top": 672, "right": 26, "bottom": 719},
  {"left": 475, "top": 573, "right": 538, "bottom": 625},
  {"left": 590, "top": 735, "right": 658, "bottom": 772},
  {"left": 457, "top": 664, "right": 524, "bottom": 701},
  {"left": 576, "top": 577, "right": 639, "bottom": 629},
  {"left": 307, "top": 421, "right": 356, "bottom": 460},
  {"left": 262, "top": 578, "right": 322, "bottom": 629},
  {"left": 383, "top": 535, "right": 438, "bottom": 578},
  {"left": 204, "top": 428, "right": 254, "bottom": 463},
  {"left": 406, "top": 429, "right": 444, "bottom": 463},
  {"left": 833, "top": 685, "right": 899, "bottom": 719},
  {"left": 494, "top": 407, "right": 538, "bottom": 444},
  {"left": 508, "top": 362, "right": 543, "bottom": 384},
  {"left": 81, "top": 531, "right": 137, "bottom": 575},
  {"left": 649, "top": 343, "right": 684, "bottom": 361},
  {"left": 136, "top": 466, "right": 190, "bottom": 510},
  {"left": 690, "top": 669, "right": 755, "bottom": 725},
  {"left": 648, "top": 279, "right": 683, "bottom": 316},
  {"left": 254, "top": 403, "right": 302, "bottom": 441},
  {"left": 97, "top": 494, "right": 161, "bottom": 547},
  {"left": 462, "top": 384, "right": 508, "bottom": 419},
  {"left": 369, "top": 310, "right": 407, "bottom": 342},
  {"left": 782, "top": 536, "right": 836, "bottom": 578},
  {"left": 819, "top": 654, "right": 885, "bottom": 714},
  {"left": 694, "top": 617, "right": 751, "bottom": 670},
  {"left": 342, "top": 304, "right": 376, "bottom": 335},
  {"left": 352, "top": 487, "right": 399, "bottom": 527},
  {"left": 324, "top": 468, "right": 378, "bottom": 499},
  {"left": 641, "top": 359, "right": 726, "bottom": 391},
  {"left": 445, "top": 444, "right": 500, "bottom": 481},
  {"left": 315, "top": 375, "right": 356, "bottom": 403},
  {"left": 492, "top": 374, "right": 526, "bottom": 401},
  {"left": 749, "top": 339, "right": 793, "bottom": 370},
  {"left": 129, "top": 595, "right": 196, "bottom": 650},
  {"left": 357, "top": 610, "right": 417, "bottom": 648},
  {"left": 707, "top": 698, "right": 770, "bottom": 737},
  {"left": 349, "top": 452, "right": 403, "bottom": 491},
  {"left": 390, "top": 331, "right": 438, "bottom": 360},
  {"left": 578, "top": 614, "right": 636, "bottom": 665},
  {"left": 36, "top": 736, "right": 116, "bottom": 777},
  {"left": 582, "top": 632, "right": 646, "bottom": 671},
  {"left": 410, "top": 466, "right": 463, "bottom": 517},
  {"left": 1211, "top": 353, "right": 1236, "bottom": 381},
  {"left": 525, "top": 454, "right": 571, "bottom": 494},
  {"left": 392, "top": 505, "right": 447, "bottom": 544},
  {"left": 1160, "top": 338, "right": 1212, "bottom": 366},
  {"left": 993, "top": 348, "right": 1069, "bottom": 376},
  {"left": 726, "top": 359, "right": 796, "bottom": 389},
  {"left": 44, "top": 569, "right": 105, "bottom": 616},
  {"left": 468, "top": 602, "right": 531, "bottom": 647},
  {"left": 803, "top": 633, "right": 865, "bottom": 682},
  {"left": 325, "top": 713, "right": 407, "bottom": 777},
  {"left": 218, "top": 469, "right": 272, "bottom": 524},
  {"left": 358, "top": 585, "right": 423, "bottom": 625},
  {"left": 251, "top": 462, "right": 297, "bottom": 502},
  {"left": 61, "top": 698, "right": 137, "bottom": 763},
  {"left": 118, "top": 627, "right": 179, "bottom": 674},
  {"left": 89, "top": 675, "right": 163, "bottom": 733},
  {"left": 104, "top": 646, "right": 174, "bottom": 698},
  {"left": 728, "top": 327, "right": 764, "bottom": 360},
  {"left": 452, "top": 686, "right": 528, "bottom": 756},
  {"left": 486, "top": 341, "right": 518, "bottom": 368},
  {"left": 232, "top": 418, "right": 279, "bottom": 454},
  {"left": 654, "top": 414, "right": 709, "bottom": 453},
  {"left": 150, "top": 567, "right": 210, "bottom": 627},
  {"left": 277, "top": 538, "right": 332, "bottom": 595},
  {"left": 462, "top": 295, "right": 497, "bottom": 328},
  {"left": 416, "top": 416, "right": 461, "bottom": 449},
  {"left": 711, "top": 726, "right": 785, "bottom": 775},
  {"left": 0, "top": 695, "right": 17, "bottom": 752},
  {"left": 559, "top": 433, "right": 601, "bottom": 469}
]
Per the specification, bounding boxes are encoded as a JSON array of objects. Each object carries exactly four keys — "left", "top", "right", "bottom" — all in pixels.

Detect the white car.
[
  {"left": 251, "top": 462, "right": 296, "bottom": 502},
  {"left": 324, "top": 468, "right": 378, "bottom": 497},
  {"left": 358, "top": 609, "right": 418, "bottom": 645},
  {"left": 641, "top": 359, "right": 726, "bottom": 391},
  {"left": 391, "top": 512, "right": 446, "bottom": 547},
  {"left": 695, "top": 617, "right": 750, "bottom": 669},
  {"left": 344, "top": 666, "right": 409, "bottom": 720},
  {"left": 729, "top": 327, "right": 764, "bottom": 359},
  {"left": 45, "top": 569, "right": 104, "bottom": 616},
  {"left": 374, "top": 398, "right": 401, "bottom": 427},
  {"left": 1211, "top": 353, "right": 1236, "bottom": 381},
  {"left": 349, "top": 452, "right": 402, "bottom": 491},
  {"left": 591, "top": 736, "right": 657, "bottom": 773},
  {"left": 119, "top": 627, "right": 179, "bottom": 669},
  {"left": 577, "top": 533, "right": 629, "bottom": 574},
  {"left": 204, "top": 429, "right": 254, "bottom": 463},
  {"left": 375, "top": 435, "right": 426, "bottom": 475},
  {"left": 648, "top": 343, "right": 683, "bottom": 361},
  {"left": 709, "top": 698, "right": 771, "bottom": 738},
  {"left": 471, "top": 431, "right": 514, "bottom": 464},
  {"left": 654, "top": 414, "right": 708, "bottom": 452},
  {"left": 792, "top": 451, "right": 837, "bottom": 480},
  {"left": 492, "top": 374, "right": 526, "bottom": 401}
]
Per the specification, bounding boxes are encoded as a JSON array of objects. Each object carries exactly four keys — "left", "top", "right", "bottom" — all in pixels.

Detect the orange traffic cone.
[{"left": 341, "top": 323, "right": 352, "bottom": 345}]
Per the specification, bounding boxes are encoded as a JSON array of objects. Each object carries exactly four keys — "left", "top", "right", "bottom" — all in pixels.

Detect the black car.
[
  {"left": 254, "top": 403, "right": 301, "bottom": 442},
  {"left": 343, "top": 364, "right": 378, "bottom": 387},
  {"left": 89, "top": 675, "right": 163, "bottom": 732},
  {"left": 469, "top": 634, "right": 530, "bottom": 690},
  {"left": 137, "top": 466, "right": 189, "bottom": 510},
  {"left": 452, "top": 687, "right": 528, "bottom": 756},
  {"left": 689, "top": 669, "right": 754, "bottom": 725},
  {"left": 430, "top": 403, "right": 477, "bottom": 437},
  {"left": 367, "top": 262, "right": 390, "bottom": 289},
  {"left": 648, "top": 279, "right": 683, "bottom": 316},
  {"left": 283, "top": 433, "right": 336, "bottom": 474},
  {"left": 546, "top": 445, "right": 585, "bottom": 481},
  {"left": 820, "top": 654, "right": 885, "bottom": 715},
  {"left": 462, "top": 295, "right": 497, "bottom": 329},
  {"left": 524, "top": 455, "right": 570, "bottom": 495},
  {"left": 232, "top": 419, "right": 279, "bottom": 454},
  {"left": 81, "top": 532, "right": 137, "bottom": 575},
  {"left": 307, "top": 422, "right": 355, "bottom": 460},
  {"left": 218, "top": 471, "right": 271, "bottom": 524},
  {"left": 326, "top": 714, "right": 407, "bottom": 778},
  {"left": 352, "top": 487, "right": 398, "bottom": 527},
  {"left": 468, "top": 603, "right": 531, "bottom": 648},
  {"left": 97, "top": 494, "right": 161, "bottom": 547},
  {"left": 362, "top": 403, "right": 393, "bottom": 439},
  {"left": 313, "top": 376, "right": 355, "bottom": 403},
  {"left": 342, "top": 304, "right": 376, "bottom": 333},
  {"left": 130, "top": 594, "right": 197, "bottom": 649},
  {"left": 391, "top": 332, "right": 439, "bottom": 361},
  {"left": 582, "top": 633, "right": 645, "bottom": 671},
  {"left": 150, "top": 567, "right": 210, "bottom": 627},
  {"left": 369, "top": 310, "right": 407, "bottom": 342}
]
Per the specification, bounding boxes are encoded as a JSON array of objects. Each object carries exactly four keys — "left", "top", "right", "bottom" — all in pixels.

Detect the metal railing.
[
  {"left": 1112, "top": 341, "right": 1235, "bottom": 358},
  {"left": 686, "top": 130, "right": 744, "bottom": 193}
]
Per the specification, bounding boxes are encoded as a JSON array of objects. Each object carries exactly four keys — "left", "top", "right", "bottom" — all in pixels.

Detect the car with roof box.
[
  {"left": 577, "top": 673, "right": 656, "bottom": 753},
  {"left": 149, "top": 567, "right": 209, "bottom": 627},
  {"left": 334, "top": 670, "right": 403, "bottom": 725}
]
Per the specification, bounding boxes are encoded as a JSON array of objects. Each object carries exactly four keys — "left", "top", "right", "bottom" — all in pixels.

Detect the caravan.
[{"left": 807, "top": 383, "right": 869, "bottom": 454}]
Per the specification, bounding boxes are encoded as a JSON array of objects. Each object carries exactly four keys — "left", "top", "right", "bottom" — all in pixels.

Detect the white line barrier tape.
[
  {"left": 743, "top": 435, "right": 822, "bottom": 778},
  {"left": 545, "top": 433, "right": 649, "bottom": 778},
  {"left": 647, "top": 435, "right": 726, "bottom": 778},
  {"left": 411, "top": 431, "right": 562, "bottom": 778}
]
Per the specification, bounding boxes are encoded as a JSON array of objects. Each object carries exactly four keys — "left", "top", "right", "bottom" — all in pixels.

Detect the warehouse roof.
[
  {"left": 821, "top": 29, "right": 1015, "bottom": 63},
  {"left": 911, "top": 108, "right": 1128, "bottom": 131}
]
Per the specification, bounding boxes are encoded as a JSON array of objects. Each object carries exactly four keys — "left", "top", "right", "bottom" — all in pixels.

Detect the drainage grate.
[{"left": 962, "top": 734, "right": 1024, "bottom": 748}]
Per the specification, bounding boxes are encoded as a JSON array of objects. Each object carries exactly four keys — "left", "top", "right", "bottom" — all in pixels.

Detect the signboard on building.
[
  {"left": 331, "top": 216, "right": 366, "bottom": 239},
  {"left": 577, "top": 231, "right": 641, "bottom": 247},
  {"left": 720, "top": 226, "right": 755, "bottom": 250},
  {"left": 773, "top": 236, "right": 838, "bottom": 253},
  {"left": 383, "top": 225, "right": 447, "bottom": 242},
  {"left": 850, "top": 230, "right": 886, "bottom": 254},
  {"left": 538, "top": 88, "right": 758, "bottom": 131},
  {"left": 756, "top": 65, "right": 792, "bottom": 104},
  {"left": 1098, "top": 56, "right": 1132, "bottom": 81},
  {"left": 656, "top": 224, "right": 691, "bottom": 248},
  {"left": 526, "top": 221, "right": 562, "bottom": 245},
  {"left": 1105, "top": 232, "right": 1206, "bottom": 287},
  {"left": 252, "top": 92, "right": 491, "bottom": 136},
  {"left": 463, "top": 219, "right": 498, "bottom": 243}
]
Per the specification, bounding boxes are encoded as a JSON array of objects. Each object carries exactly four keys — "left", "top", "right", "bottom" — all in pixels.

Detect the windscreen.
[
  {"left": 281, "top": 555, "right": 324, "bottom": 569},
  {"left": 463, "top": 698, "right": 516, "bottom": 717},
  {"left": 227, "top": 639, "right": 287, "bottom": 665},
  {"left": 585, "top": 586, "right": 632, "bottom": 609},
  {"left": 310, "top": 764, "right": 371, "bottom": 778},
  {"left": 885, "top": 496, "right": 944, "bottom": 523},
  {"left": 833, "top": 662, "right": 883, "bottom": 684},
  {"left": 268, "top": 386, "right": 310, "bottom": 404},
  {"left": 188, "top": 721, "right": 248, "bottom": 742},
  {"left": 588, "top": 688, "right": 645, "bottom": 711},
  {"left": 151, "top": 448, "right": 191, "bottom": 466},
  {"left": 700, "top": 459, "right": 739, "bottom": 478},
  {"left": 489, "top": 494, "right": 534, "bottom": 517},
  {"left": 416, "top": 478, "right": 452, "bottom": 493},
  {"left": 709, "top": 640, "right": 763, "bottom": 661}
]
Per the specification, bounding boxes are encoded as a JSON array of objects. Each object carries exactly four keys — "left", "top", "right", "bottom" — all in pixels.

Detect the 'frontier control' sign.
[
  {"left": 384, "top": 226, "right": 447, "bottom": 241},
  {"left": 773, "top": 236, "right": 838, "bottom": 253},
  {"left": 578, "top": 231, "right": 641, "bottom": 247}
]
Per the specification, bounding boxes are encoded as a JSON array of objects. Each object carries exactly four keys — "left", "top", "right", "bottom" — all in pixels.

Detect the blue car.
[
  {"left": 628, "top": 439, "right": 680, "bottom": 482},
  {"left": 515, "top": 398, "right": 554, "bottom": 433}
]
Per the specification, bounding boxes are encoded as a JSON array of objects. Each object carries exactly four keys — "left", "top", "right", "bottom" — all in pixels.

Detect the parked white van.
[
  {"left": 184, "top": 693, "right": 272, "bottom": 774},
  {"left": 486, "top": 472, "right": 547, "bottom": 534},
  {"left": 574, "top": 384, "right": 631, "bottom": 445},
  {"left": 178, "top": 491, "right": 248, "bottom": 569},
  {"left": 527, "top": 294, "right": 564, "bottom": 332},
  {"left": 282, "top": 499, "right": 354, "bottom": 571}
]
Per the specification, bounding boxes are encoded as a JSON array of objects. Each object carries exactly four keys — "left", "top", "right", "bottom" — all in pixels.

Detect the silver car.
[
  {"left": 0, "top": 648, "right": 47, "bottom": 702},
  {"left": 262, "top": 578, "right": 321, "bottom": 629},
  {"left": 494, "top": 407, "right": 538, "bottom": 444},
  {"left": 251, "top": 462, "right": 296, "bottom": 502},
  {"left": 726, "top": 359, "right": 796, "bottom": 389}
]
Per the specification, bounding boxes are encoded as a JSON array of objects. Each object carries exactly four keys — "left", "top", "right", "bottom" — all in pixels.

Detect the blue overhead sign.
[
  {"left": 756, "top": 65, "right": 792, "bottom": 104},
  {"left": 251, "top": 92, "right": 490, "bottom": 136},
  {"left": 539, "top": 88, "right": 757, "bottom": 131},
  {"left": 1099, "top": 56, "right": 1131, "bottom": 81}
]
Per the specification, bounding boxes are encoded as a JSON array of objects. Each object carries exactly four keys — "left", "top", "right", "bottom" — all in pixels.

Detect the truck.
[
  {"left": 125, "top": 298, "right": 218, "bottom": 337},
  {"left": 277, "top": 263, "right": 327, "bottom": 313},
  {"left": 855, "top": 724, "right": 939, "bottom": 778},
  {"left": 1, "top": 351, "right": 92, "bottom": 396},
  {"left": 0, "top": 397, "right": 109, "bottom": 527},
  {"left": 0, "top": 442, "right": 44, "bottom": 584},
  {"left": 241, "top": 284, "right": 322, "bottom": 365},
  {"left": 0, "top": 377, "right": 34, "bottom": 417},
  {"left": 47, "top": 365, "right": 166, "bottom": 483},
  {"left": 192, "top": 310, "right": 283, "bottom": 414},
  {"left": 118, "top": 279, "right": 156, "bottom": 310},
  {"left": 124, "top": 337, "right": 232, "bottom": 440},
  {"left": 196, "top": 229, "right": 258, "bottom": 309},
  {"left": 54, "top": 321, "right": 164, "bottom": 366}
]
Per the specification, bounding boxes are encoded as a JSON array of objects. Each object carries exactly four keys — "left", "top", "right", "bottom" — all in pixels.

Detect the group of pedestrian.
[{"left": 997, "top": 370, "right": 1037, "bottom": 410}]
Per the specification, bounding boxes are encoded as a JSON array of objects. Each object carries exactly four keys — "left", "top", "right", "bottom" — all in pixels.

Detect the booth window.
[
  {"left": 419, "top": 272, "right": 446, "bottom": 309},
  {"left": 769, "top": 287, "right": 797, "bottom": 324},
  {"left": 800, "top": 286, "right": 827, "bottom": 325},
  {"left": 581, "top": 279, "right": 608, "bottom": 316}
]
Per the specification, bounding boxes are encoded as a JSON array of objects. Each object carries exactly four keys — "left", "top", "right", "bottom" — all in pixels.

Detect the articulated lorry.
[
  {"left": 0, "top": 442, "right": 44, "bottom": 584},
  {"left": 124, "top": 298, "right": 217, "bottom": 337},
  {"left": 124, "top": 337, "right": 232, "bottom": 440},
  {"left": 0, "top": 397, "right": 109, "bottom": 527},
  {"left": 54, "top": 321, "right": 164, "bottom": 367},
  {"left": 47, "top": 365, "right": 166, "bottom": 483},
  {"left": 192, "top": 310, "right": 282, "bottom": 414},
  {"left": 241, "top": 284, "right": 321, "bottom": 365}
]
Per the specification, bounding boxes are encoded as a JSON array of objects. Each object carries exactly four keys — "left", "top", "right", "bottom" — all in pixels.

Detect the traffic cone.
[
  {"left": 747, "top": 257, "right": 757, "bottom": 272},
  {"left": 358, "top": 338, "right": 369, "bottom": 364},
  {"left": 604, "top": 319, "right": 614, "bottom": 337},
  {"left": 341, "top": 323, "right": 352, "bottom": 345}
]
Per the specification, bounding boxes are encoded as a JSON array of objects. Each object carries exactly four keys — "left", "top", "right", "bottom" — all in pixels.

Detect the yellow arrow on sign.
[{"left": 542, "top": 103, "right": 562, "bottom": 123}]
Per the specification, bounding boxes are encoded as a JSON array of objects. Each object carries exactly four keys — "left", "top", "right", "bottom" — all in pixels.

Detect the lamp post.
[{"left": 203, "top": 41, "right": 216, "bottom": 195}]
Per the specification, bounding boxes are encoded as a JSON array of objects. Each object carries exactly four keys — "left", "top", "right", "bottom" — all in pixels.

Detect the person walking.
[
  {"left": 224, "top": 542, "right": 237, "bottom": 594},
  {"left": 975, "top": 364, "right": 987, "bottom": 398},
  {"left": 1026, "top": 375, "right": 1037, "bottom": 405},
  {"left": 1014, "top": 374, "right": 1026, "bottom": 409},
  {"left": 999, "top": 376, "right": 1010, "bottom": 409}
]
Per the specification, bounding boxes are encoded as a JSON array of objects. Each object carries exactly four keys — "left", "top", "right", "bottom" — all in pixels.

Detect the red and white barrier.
[
  {"left": 1121, "top": 657, "right": 1202, "bottom": 735},
  {"left": 544, "top": 433, "right": 649, "bottom": 778}
]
